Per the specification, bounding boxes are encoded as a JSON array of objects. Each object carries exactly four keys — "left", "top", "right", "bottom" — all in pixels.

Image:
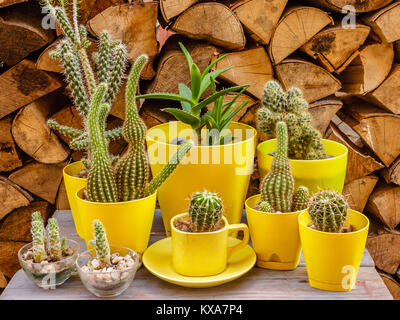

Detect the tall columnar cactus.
[
  {"left": 31, "top": 213, "right": 46, "bottom": 263},
  {"left": 188, "top": 191, "right": 224, "bottom": 232},
  {"left": 259, "top": 121, "right": 309, "bottom": 213},
  {"left": 308, "top": 190, "right": 349, "bottom": 233},
  {"left": 257, "top": 80, "right": 327, "bottom": 160},
  {"left": 92, "top": 220, "right": 111, "bottom": 266},
  {"left": 47, "top": 218, "right": 62, "bottom": 261}
]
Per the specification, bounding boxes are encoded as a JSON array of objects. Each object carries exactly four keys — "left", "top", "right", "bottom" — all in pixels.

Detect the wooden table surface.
[{"left": 0, "top": 210, "right": 393, "bottom": 300}]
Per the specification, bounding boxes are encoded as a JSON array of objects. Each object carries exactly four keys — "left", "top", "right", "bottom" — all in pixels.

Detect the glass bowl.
[
  {"left": 76, "top": 246, "right": 140, "bottom": 298},
  {"left": 18, "top": 239, "right": 79, "bottom": 289}
]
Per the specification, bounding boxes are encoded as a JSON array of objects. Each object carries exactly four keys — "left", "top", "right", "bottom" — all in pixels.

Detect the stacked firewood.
[{"left": 0, "top": 0, "right": 400, "bottom": 296}]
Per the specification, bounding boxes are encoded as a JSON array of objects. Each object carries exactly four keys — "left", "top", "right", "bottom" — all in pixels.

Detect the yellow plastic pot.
[
  {"left": 298, "top": 209, "right": 369, "bottom": 292},
  {"left": 257, "top": 139, "right": 348, "bottom": 193},
  {"left": 63, "top": 161, "right": 87, "bottom": 238},
  {"left": 75, "top": 188, "right": 157, "bottom": 254},
  {"left": 146, "top": 121, "right": 257, "bottom": 236},
  {"left": 245, "top": 194, "right": 304, "bottom": 270},
  {"left": 171, "top": 213, "right": 249, "bottom": 276}
]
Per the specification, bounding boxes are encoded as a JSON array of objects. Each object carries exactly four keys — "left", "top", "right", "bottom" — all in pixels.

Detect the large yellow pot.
[
  {"left": 257, "top": 139, "right": 348, "bottom": 193},
  {"left": 146, "top": 121, "right": 257, "bottom": 236},
  {"left": 298, "top": 209, "right": 369, "bottom": 292},
  {"left": 171, "top": 213, "right": 249, "bottom": 276},
  {"left": 63, "top": 161, "right": 87, "bottom": 238},
  {"left": 245, "top": 194, "right": 304, "bottom": 270},
  {"left": 75, "top": 188, "right": 157, "bottom": 254}
]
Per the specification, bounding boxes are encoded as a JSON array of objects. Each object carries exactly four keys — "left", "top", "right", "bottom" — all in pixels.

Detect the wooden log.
[
  {"left": 8, "top": 162, "right": 66, "bottom": 203},
  {"left": 159, "top": 0, "right": 201, "bottom": 22},
  {"left": 395, "top": 41, "right": 400, "bottom": 62},
  {"left": 0, "top": 2, "right": 55, "bottom": 66},
  {"left": 0, "top": 117, "right": 22, "bottom": 172},
  {"left": 87, "top": 2, "right": 158, "bottom": 79},
  {"left": 367, "top": 181, "right": 400, "bottom": 230},
  {"left": 343, "top": 175, "right": 378, "bottom": 212},
  {"left": 362, "top": 64, "right": 400, "bottom": 114},
  {"left": 0, "top": 240, "right": 27, "bottom": 278},
  {"left": 309, "top": 97, "right": 343, "bottom": 134},
  {"left": 379, "top": 272, "right": 400, "bottom": 300},
  {"left": 0, "top": 200, "right": 53, "bottom": 242},
  {"left": 339, "top": 41, "right": 394, "bottom": 95},
  {"left": 304, "top": 0, "right": 393, "bottom": 13},
  {"left": 301, "top": 24, "right": 370, "bottom": 73},
  {"left": 50, "top": 105, "right": 83, "bottom": 145},
  {"left": 171, "top": 2, "right": 246, "bottom": 51},
  {"left": 212, "top": 47, "right": 274, "bottom": 99},
  {"left": 0, "top": 176, "right": 33, "bottom": 221},
  {"left": 140, "top": 101, "right": 176, "bottom": 129},
  {"left": 11, "top": 92, "right": 70, "bottom": 165},
  {"left": 275, "top": 58, "right": 342, "bottom": 103},
  {"left": 231, "top": 0, "right": 287, "bottom": 45},
  {"left": 56, "top": 179, "right": 70, "bottom": 210},
  {"left": 382, "top": 157, "right": 400, "bottom": 186},
  {"left": 0, "top": 0, "right": 27, "bottom": 8},
  {"left": 367, "top": 219, "right": 400, "bottom": 274},
  {"left": 328, "top": 123, "right": 384, "bottom": 184},
  {"left": 363, "top": 2, "right": 400, "bottom": 43},
  {"left": 0, "top": 59, "right": 64, "bottom": 119},
  {"left": 0, "top": 271, "right": 6, "bottom": 289},
  {"left": 268, "top": 6, "right": 333, "bottom": 65}
]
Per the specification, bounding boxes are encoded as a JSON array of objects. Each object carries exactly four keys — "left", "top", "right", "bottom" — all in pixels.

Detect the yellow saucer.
[{"left": 142, "top": 237, "right": 256, "bottom": 288}]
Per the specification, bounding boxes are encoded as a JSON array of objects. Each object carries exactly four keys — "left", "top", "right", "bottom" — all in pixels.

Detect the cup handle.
[{"left": 227, "top": 224, "right": 249, "bottom": 259}]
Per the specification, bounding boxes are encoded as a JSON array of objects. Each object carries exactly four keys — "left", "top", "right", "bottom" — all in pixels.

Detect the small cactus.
[
  {"left": 259, "top": 201, "right": 273, "bottom": 213},
  {"left": 31, "top": 212, "right": 46, "bottom": 263},
  {"left": 188, "top": 191, "right": 224, "bottom": 232},
  {"left": 308, "top": 190, "right": 349, "bottom": 233},
  {"left": 47, "top": 218, "right": 62, "bottom": 261},
  {"left": 92, "top": 220, "right": 111, "bottom": 266},
  {"left": 292, "top": 186, "right": 310, "bottom": 212}
]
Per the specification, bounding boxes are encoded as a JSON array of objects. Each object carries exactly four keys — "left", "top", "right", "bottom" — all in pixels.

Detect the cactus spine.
[
  {"left": 308, "top": 190, "right": 349, "bottom": 233},
  {"left": 31, "top": 212, "right": 46, "bottom": 263},
  {"left": 47, "top": 218, "right": 62, "bottom": 261},
  {"left": 92, "top": 220, "right": 111, "bottom": 266},
  {"left": 188, "top": 191, "right": 224, "bottom": 232},
  {"left": 257, "top": 80, "right": 327, "bottom": 160},
  {"left": 259, "top": 121, "right": 309, "bottom": 213}
]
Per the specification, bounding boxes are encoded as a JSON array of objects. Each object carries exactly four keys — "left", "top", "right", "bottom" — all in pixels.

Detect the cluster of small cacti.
[
  {"left": 257, "top": 80, "right": 327, "bottom": 160},
  {"left": 89, "top": 220, "right": 111, "bottom": 267},
  {"left": 31, "top": 212, "right": 66, "bottom": 263},
  {"left": 188, "top": 191, "right": 224, "bottom": 232},
  {"left": 259, "top": 121, "right": 309, "bottom": 213},
  {"left": 308, "top": 190, "right": 349, "bottom": 233}
]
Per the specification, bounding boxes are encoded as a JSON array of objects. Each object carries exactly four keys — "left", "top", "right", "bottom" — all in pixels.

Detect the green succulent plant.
[{"left": 90, "top": 220, "right": 111, "bottom": 266}]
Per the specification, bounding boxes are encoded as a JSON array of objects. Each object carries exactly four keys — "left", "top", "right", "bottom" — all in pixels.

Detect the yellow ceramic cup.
[
  {"left": 75, "top": 188, "right": 157, "bottom": 254},
  {"left": 146, "top": 121, "right": 257, "bottom": 236},
  {"left": 257, "top": 139, "right": 348, "bottom": 193},
  {"left": 245, "top": 194, "right": 304, "bottom": 270},
  {"left": 171, "top": 213, "right": 250, "bottom": 277},
  {"left": 298, "top": 209, "right": 369, "bottom": 292},
  {"left": 63, "top": 161, "right": 87, "bottom": 238}
]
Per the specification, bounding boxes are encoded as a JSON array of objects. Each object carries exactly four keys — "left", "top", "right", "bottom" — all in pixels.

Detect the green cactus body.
[
  {"left": 188, "top": 191, "right": 224, "bottom": 232},
  {"left": 61, "top": 237, "right": 66, "bottom": 256},
  {"left": 260, "top": 121, "right": 294, "bottom": 213},
  {"left": 292, "top": 186, "right": 309, "bottom": 212},
  {"left": 259, "top": 201, "right": 273, "bottom": 213},
  {"left": 31, "top": 220, "right": 46, "bottom": 263},
  {"left": 257, "top": 80, "right": 327, "bottom": 160},
  {"left": 92, "top": 220, "right": 111, "bottom": 266},
  {"left": 47, "top": 218, "right": 62, "bottom": 261},
  {"left": 308, "top": 190, "right": 349, "bottom": 232}
]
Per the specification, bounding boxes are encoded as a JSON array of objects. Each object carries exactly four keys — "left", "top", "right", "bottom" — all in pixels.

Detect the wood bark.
[
  {"left": 212, "top": 47, "right": 274, "bottom": 99},
  {"left": 395, "top": 41, "right": 400, "bottom": 62},
  {"left": 171, "top": 2, "right": 246, "bottom": 50},
  {"left": 379, "top": 272, "right": 400, "bottom": 300},
  {"left": 269, "top": 6, "right": 333, "bottom": 64},
  {"left": 0, "top": 271, "right": 6, "bottom": 289},
  {"left": 0, "top": 176, "right": 33, "bottom": 221},
  {"left": 343, "top": 175, "right": 378, "bottom": 212},
  {"left": 339, "top": 41, "right": 394, "bottom": 95},
  {"left": 0, "top": 0, "right": 27, "bottom": 8},
  {"left": 275, "top": 58, "right": 342, "bottom": 103},
  {"left": 382, "top": 157, "right": 400, "bottom": 186},
  {"left": 309, "top": 97, "right": 342, "bottom": 134},
  {"left": 11, "top": 92, "right": 70, "bottom": 164},
  {"left": 140, "top": 101, "right": 176, "bottom": 129},
  {"left": 0, "top": 59, "right": 64, "bottom": 119},
  {"left": 56, "top": 179, "right": 70, "bottom": 210},
  {"left": 231, "top": 0, "right": 287, "bottom": 45},
  {"left": 160, "top": 0, "right": 200, "bottom": 22},
  {"left": 301, "top": 24, "right": 370, "bottom": 73},
  {"left": 0, "top": 117, "right": 22, "bottom": 172},
  {"left": 304, "top": 0, "right": 393, "bottom": 13},
  {"left": 0, "top": 240, "right": 27, "bottom": 278}
]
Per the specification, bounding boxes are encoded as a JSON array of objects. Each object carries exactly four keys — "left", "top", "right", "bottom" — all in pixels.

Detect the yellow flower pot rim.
[
  {"left": 257, "top": 139, "right": 348, "bottom": 162},
  {"left": 298, "top": 210, "right": 370, "bottom": 236},
  {"left": 171, "top": 212, "right": 229, "bottom": 235},
  {"left": 245, "top": 194, "right": 307, "bottom": 216},
  {"left": 75, "top": 187, "right": 157, "bottom": 205},
  {"left": 146, "top": 121, "right": 257, "bottom": 148},
  {"left": 63, "top": 161, "right": 86, "bottom": 181}
]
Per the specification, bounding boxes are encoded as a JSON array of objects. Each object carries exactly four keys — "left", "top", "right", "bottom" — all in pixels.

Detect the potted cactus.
[
  {"left": 171, "top": 191, "right": 249, "bottom": 277},
  {"left": 76, "top": 220, "right": 140, "bottom": 297},
  {"left": 18, "top": 212, "right": 79, "bottom": 288},
  {"left": 140, "top": 44, "right": 257, "bottom": 235},
  {"left": 257, "top": 80, "right": 348, "bottom": 193},
  {"left": 245, "top": 121, "right": 309, "bottom": 270},
  {"left": 298, "top": 190, "right": 369, "bottom": 292}
]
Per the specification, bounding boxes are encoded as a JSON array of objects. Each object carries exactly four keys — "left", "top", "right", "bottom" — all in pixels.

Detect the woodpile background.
[{"left": 0, "top": 0, "right": 399, "bottom": 297}]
